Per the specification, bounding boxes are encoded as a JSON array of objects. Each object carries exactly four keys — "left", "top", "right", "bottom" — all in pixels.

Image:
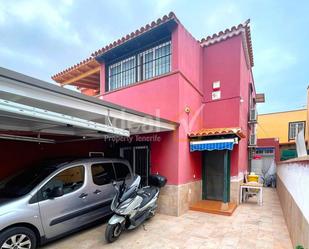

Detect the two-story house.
[{"left": 52, "top": 12, "right": 263, "bottom": 216}]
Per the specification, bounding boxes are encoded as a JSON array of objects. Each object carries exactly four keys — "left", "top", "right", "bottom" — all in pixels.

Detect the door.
[
  {"left": 38, "top": 165, "right": 89, "bottom": 239},
  {"left": 120, "top": 146, "right": 150, "bottom": 186},
  {"left": 86, "top": 162, "right": 117, "bottom": 221},
  {"left": 134, "top": 146, "right": 149, "bottom": 185},
  {"left": 202, "top": 150, "right": 230, "bottom": 202}
]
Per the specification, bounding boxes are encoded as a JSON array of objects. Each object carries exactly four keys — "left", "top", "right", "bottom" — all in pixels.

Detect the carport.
[{"left": 0, "top": 67, "right": 177, "bottom": 179}]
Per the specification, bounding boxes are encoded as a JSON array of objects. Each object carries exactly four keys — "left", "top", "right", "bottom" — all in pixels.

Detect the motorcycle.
[{"left": 105, "top": 174, "right": 167, "bottom": 243}]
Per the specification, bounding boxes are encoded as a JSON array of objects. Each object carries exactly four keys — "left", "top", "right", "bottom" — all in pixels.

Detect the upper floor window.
[
  {"left": 108, "top": 41, "right": 171, "bottom": 91},
  {"left": 289, "top": 121, "right": 305, "bottom": 140}
]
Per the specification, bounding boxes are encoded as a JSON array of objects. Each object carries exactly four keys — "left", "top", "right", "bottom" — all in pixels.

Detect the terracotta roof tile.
[
  {"left": 91, "top": 12, "right": 179, "bottom": 57},
  {"left": 188, "top": 127, "right": 246, "bottom": 139},
  {"left": 200, "top": 19, "right": 254, "bottom": 67},
  {"left": 51, "top": 12, "right": 179, "bottom": 82},
  {"left": 51, "top": 57, "right": 99, "bottom": 82}
]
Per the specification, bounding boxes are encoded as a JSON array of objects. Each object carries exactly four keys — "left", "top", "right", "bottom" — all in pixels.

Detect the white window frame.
[
  {"left": 138, "top": 41, "right": 171, "bottom": 81},
  {"left": 108, "top": 56, "right": 136, "bottom": 91},
  {"left": 108, "top": 40, "right": 171, "bottom": 91},
  {"left": 288, "top": 121, "right": 305, "bottom": 140}
]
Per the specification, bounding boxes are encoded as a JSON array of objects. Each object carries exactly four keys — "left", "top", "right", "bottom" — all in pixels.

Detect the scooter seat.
[{"left": 139, "top": 186, "right": 158, "bottom": 208}]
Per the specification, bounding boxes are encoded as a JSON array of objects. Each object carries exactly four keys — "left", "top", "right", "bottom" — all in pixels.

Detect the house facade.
[
  {"left": 257, "top": 109, "right": 308, "bottom": 161},
  {"left": 52, "top": 12, "right": 261, "bottom": 216}
]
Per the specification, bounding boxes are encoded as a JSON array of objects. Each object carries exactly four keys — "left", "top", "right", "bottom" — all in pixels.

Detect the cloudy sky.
[{"left": 0, "top": 0, "right": 308, "bottom": 113}]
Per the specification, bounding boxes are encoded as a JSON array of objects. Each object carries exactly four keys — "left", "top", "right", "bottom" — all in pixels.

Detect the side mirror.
[
  {"left": 112, "top": 181, "right": 117, "bottom": 187},
  {"left": 49, "top": 186, "right": 64, "bottom": 198}
]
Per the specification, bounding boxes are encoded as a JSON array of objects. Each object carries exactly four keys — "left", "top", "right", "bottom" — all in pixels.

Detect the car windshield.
[{"left": 0, "top": 162, "right": 59, "bottom": 198}]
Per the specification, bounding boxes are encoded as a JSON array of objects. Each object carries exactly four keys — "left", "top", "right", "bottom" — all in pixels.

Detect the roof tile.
[{"left": 189, "top": 127, "right": 246, "bottom": 139}]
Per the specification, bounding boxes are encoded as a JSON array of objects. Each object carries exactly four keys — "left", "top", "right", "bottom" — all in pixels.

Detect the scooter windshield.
[{"left": 120, "top": 175, "right": 141, "bottom": 202}]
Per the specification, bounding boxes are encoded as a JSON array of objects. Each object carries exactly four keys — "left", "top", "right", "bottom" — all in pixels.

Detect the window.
[
  {"left": 41, "top": 166, "right": 84, "bottom": 200},
  {"left": 91, "top": 163, "right": 116, "bottom": 186},
  {"left": 255, "top": 148, "right": 275, "bottom": 155},
  {"left": 138, "top": 41, "right": 171, "bottom": 81},
  {"left": 108, "top": 40, "right": 171, "bottom": 91},
  {"left": 113, "top": 163, "right": 131, "bottom": 180},
  {"left": 289, "top": 121, "right": 305, "bottom": 140},
  {"left": 109, "top": 56, "right": 136, "bottom": 91}
]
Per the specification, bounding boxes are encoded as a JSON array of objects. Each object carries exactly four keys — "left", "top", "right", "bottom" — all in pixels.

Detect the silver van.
[{"left": 0, "top": 158, "right": 132, "bottom": 249}]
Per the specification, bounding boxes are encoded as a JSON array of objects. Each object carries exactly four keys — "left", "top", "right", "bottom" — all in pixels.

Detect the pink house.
[{"left": 52, "top": 12, "right": 262, "bottom": 216}]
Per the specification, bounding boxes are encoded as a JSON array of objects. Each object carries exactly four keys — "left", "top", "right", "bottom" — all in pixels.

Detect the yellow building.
[{"left": 257, "top": 109, "right": 308, "bottom": 158}]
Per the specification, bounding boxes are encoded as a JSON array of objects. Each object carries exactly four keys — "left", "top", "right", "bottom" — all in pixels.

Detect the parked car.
[{"left": 0, "top": 158, "right": 132, "bottom": 249}]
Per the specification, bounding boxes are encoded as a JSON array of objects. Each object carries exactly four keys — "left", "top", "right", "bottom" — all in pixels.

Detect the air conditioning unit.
[
  {"left": 249, "top": 134, "right": 257, "bottom": 146},
  {"left": 249, "top": 108, "right": 257, "bottom": 122}
]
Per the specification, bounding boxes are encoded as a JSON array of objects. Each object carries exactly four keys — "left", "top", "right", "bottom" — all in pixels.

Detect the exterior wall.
[
  {"left": 257, "top": 109, "right": 307, "bottom": 144},
  {"left": 277, "top": 161, "right": 309, "bottom": 248},
  {"left": 158, "top": 180, "right": 202, "bottom": 216},
  {"left": 257, "top": 138, "right": 280, "bottom": 162},
  {"left": 99, "top": 62, "right": 106, "bottom": 95},
  {"left": 150, "top": 131, "right": 180, "bottom": 185},
  {"left": 80, "top": 88, "right": 98, "bottom": 96},
  {"left": 202, "top": 35, "right": 253, "bottom": 177},
  {"left": 94, "top": 24, "right": 255, "bottom": 213},
  {"left": 172, "top": 24, "right": 203, "bottom": 91},
  {"left": 100, "top": 73, "right": 180, "bottom": 122},
  {"left": 0, "top": 139, "right": 108, "bottom": 180}
]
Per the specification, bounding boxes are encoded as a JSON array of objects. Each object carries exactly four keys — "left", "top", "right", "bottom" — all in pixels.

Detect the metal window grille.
[{"left": 108, "top": 41, "right": 171, "bottom": 91}]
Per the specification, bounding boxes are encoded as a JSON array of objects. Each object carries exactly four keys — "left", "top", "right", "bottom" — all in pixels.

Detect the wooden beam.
[
  {"left": 73, "top": 82, "right": 99, "bottom": 89},
  {"left": 78, "top": 78, "right": 99, "bottom": 85},
  {"left": 62, "top": 66, "right": 101, "bottom": 85}
]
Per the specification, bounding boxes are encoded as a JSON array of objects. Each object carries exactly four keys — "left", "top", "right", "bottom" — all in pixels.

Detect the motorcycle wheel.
[{"left": 105, "top": 223, "right": 123, "bottom": 243}]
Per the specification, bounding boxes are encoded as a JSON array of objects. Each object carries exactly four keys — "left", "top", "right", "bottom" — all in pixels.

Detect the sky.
[{"left": 0, "top": 0, "right": 308, "bottom": 114}]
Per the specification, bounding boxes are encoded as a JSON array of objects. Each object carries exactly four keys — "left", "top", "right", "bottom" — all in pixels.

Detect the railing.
[{"left": 107, "top": 42, "right": 172, "bottom": 91}]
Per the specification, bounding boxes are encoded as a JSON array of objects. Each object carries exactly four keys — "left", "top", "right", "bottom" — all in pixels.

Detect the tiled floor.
[{"left": 42, "top": 188, "right": 292, "bottom": 249}]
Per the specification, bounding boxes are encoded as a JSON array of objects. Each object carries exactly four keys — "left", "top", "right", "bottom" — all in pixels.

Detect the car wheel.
[{"left": 0, "top": 227, "right": 36, "bottom": 249}]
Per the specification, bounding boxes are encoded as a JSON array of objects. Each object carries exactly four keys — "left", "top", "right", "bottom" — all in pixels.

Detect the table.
[{"left": 239, "top": 183, "right": 263, "bottom": 206}]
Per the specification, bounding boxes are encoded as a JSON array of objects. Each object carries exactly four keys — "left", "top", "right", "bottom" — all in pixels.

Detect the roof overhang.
[
  {"left": 95, "top": 20, "right": 176, "bottom": 63},
  {"left": 188, "top": 127, "right": 246, "bottom": 139},
  {"left": 0, "top": 67, "right": 178, "bottom": 141},
  {"left": 51, "top": 58, "right": 100, "bottom": 91}
]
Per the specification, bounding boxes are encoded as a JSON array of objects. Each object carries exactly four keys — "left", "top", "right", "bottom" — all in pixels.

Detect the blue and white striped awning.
[{"left": 190, "top": 138, "right": 237, "bottom": 152}]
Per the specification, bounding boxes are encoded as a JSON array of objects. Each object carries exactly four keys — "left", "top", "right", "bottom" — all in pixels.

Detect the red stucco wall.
[
  {"left": 0, "top": 140, "right": 108, "bottom": 180},
  {"left": 95, "top": 25, "right": 254, "bottom": 184},
  {"left": 257, "top": 138, "right": 280, "bottom": 162}
]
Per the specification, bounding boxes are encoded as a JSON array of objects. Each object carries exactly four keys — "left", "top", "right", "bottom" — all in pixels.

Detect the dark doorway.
[
  {"left": 120, "top": 145, "right": 150, "bottom": 186},
  {"left": 202, "top": 150, "right": 230, "bottom": 202}
]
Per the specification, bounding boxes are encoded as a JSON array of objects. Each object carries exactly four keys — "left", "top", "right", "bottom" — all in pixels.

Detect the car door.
[
  {"left": 38, "top": 165, "right": 90, "bottom": 239},
  {"left": 86, "top": 162, "right": 117, "bottom": 220}
]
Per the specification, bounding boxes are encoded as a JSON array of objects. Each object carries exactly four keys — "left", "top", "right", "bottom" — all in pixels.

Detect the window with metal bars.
[{"left": 108, "top": 41, "right": 171, "bottom": 91}]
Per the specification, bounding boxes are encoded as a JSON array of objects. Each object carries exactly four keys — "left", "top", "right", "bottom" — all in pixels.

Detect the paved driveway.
[{"left": 42, "top": 188, "right": 292, "bottom": 249}]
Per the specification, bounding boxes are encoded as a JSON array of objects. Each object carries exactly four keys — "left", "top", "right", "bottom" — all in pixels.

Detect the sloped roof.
[
  {"left": 51, "top": 12, "right": 178, "bottom": 83},
  {"left": 51, "top": 57, "right": 99, "bottom": 83},
  {"left": 51, "top": 13, "right": 254, "bottom": 84},
  {"left": 188, "top": 127, "right": 246, "bottom": 139},
  {"left": 92, "top": 12, "right": 179, "bottom": 57},
  {"left": 200, "top": 19, "right": 254, "bottom": 67}
]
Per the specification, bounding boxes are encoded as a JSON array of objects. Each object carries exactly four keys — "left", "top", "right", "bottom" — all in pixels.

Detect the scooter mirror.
[{"left": 112, "top": 181, "right": 117, "bottom": 187}]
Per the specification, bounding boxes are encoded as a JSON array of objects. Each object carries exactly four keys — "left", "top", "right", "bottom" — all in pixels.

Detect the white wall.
[{"left": 277, "top": 163, "right": 309, "bottom": 222}]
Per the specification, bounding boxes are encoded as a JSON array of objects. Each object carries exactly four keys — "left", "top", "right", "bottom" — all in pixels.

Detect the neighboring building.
[
  {"left": 257, "top": 109, "right": 307, "bottom": 160},
  {"left": 52, "top": 12, "right": 263, "bottom": 215}
]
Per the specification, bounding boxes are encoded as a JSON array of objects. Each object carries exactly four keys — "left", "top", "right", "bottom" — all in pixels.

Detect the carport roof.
[{"left": 0, "top": 67, "right": 178, "bottom": 141}]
